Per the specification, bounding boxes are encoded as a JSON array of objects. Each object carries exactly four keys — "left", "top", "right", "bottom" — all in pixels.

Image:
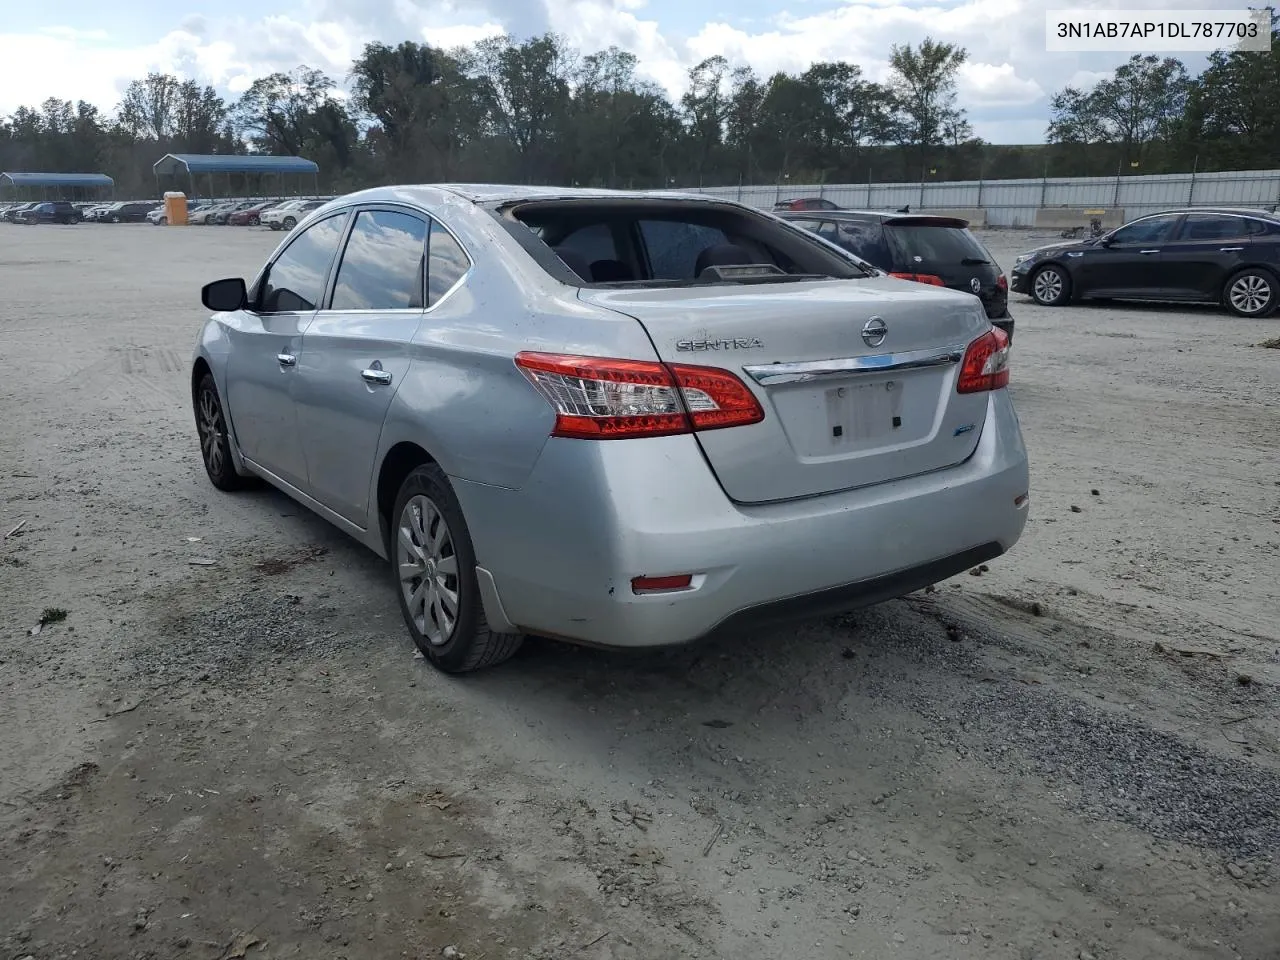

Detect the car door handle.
[
  {"left": 361, "top": 368, "right": 393, "bottom": 385},
  {"left": 1139, "top": 249, "right": 1160, "bottom": 255},
  {"left": 1220, "top": 246, "right": 1244, "bottom": 252},
  {"left": 277, "top": 353, "right": 296, "bottom": 366}
]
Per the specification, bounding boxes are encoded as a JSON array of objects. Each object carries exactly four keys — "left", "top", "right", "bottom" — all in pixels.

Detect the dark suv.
[
  {"left": 782, "top": 210, "right": 1014, "bottom": 341},
  {"left": 14, "top": 201, "right": 82, "bottom": 224},
  {"left": 100, "top": 201, "right": 159, "bottom": 223}
]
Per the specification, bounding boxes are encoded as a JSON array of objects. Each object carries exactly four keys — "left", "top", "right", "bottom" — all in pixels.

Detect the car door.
[
  {"left": 292, "top": 206, "right": 434, "bottom": 525},
  {"left": 1073, "top": 214, "right": 1183, "bottom": 295},
  {"left": 224, "top": 210, "right": 349, "bottom": 490},
  {"left": 1156, "top": 213, "right": 1254, "bottom": 299}
]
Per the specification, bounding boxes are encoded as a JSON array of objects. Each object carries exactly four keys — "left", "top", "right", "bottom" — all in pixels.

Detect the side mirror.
[
  {"left": 1098, "top": 236, "right": 1114, "bottom": 247},
  {"left": 201, "top": 277, "right": 247, "bottom": 312}
]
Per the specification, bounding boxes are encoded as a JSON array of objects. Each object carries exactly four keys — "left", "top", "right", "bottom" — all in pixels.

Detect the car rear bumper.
[{"left": 453, "top": 390, "right": 1030, "bottom": 648}]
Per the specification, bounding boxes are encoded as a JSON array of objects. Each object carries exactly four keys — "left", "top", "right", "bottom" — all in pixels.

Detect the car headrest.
[{"left": 589, "top": 259, "right": 634, "bottom": 282}]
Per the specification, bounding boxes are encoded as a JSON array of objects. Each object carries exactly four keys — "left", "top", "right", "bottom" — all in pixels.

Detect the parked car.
[
  {"left": 96, "top": 201, "right": 159, "bottom": 223},
  {"left": 191, "top": 185, "right": 1028, "bottom": 673},
  {"left": 228, "top": 201, "right": 281, "bottom": 226},
  {"left": 2, "top": 202, "right": 38, "bottom": 222},
  {"left": 774, "top": 197, "right": 841, "bottom": 212},
  {"left": 261, "top": 198, "right": 327, "bottom": 231},
  {"left": 13, "top": 200, "right": 82, "bottom": 224},
  {"left": 82, "top": 204, "right": 115, "bottom": 222},
  {"left": 189, "top": 202, "right": 235, "bottom": 225},
  {"left": 782, "top": 210, "right": 1014, "bottom": 343},
  {"left": 1011, "top": 207, "right": 1280, "bottom": 318}
]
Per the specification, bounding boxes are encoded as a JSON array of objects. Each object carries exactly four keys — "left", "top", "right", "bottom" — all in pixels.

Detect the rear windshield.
[
  {"left": 498, "top": 199, "right": 875, "bottom": 288},
  {"left": 884, "top": 224, "right": 992, "bottom": 267}
]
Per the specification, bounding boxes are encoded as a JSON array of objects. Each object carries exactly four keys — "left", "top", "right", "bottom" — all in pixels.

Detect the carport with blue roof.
[
  {"left": 152, "top": 153, "right": 320, "bottom": 199},
  {"left": 0, "top": 171, "right": 114, "bottom": 201}
]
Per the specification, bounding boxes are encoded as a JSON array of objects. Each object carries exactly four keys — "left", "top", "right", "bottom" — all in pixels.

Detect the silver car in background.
[{"left": 192, "top": 185, "right": 1029, "bottom": 673}]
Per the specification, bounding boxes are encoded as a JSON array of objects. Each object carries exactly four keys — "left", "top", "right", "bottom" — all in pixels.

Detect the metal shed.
[
  {"left": 152, "top": 153, "right": 320, "bottom": 198},
  {"left": 0, "top": 172, "right": 115, "bottom": 201}
]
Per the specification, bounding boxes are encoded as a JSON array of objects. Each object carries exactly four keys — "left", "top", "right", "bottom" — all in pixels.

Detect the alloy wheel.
[
  {"left": 397, "top": 495, "right": 460, "bottom": 646},
  {"left": 1033, "top": 268, "right": 1064, "bottom": 304},
  {"left": 1228, "top": 273, "right": 1272, "bottom": 315}
]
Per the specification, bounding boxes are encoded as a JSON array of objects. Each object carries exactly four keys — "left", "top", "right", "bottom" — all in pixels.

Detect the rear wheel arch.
[{"left": 377, "top": 442, "right": 439, "bottom": 554}]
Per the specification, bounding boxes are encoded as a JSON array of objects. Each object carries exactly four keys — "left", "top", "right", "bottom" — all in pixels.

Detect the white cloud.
[
  {"left": 0, "top": 0, "right": 1222, "bottom": 142},
  {"left": 959, "top": 62, "right": 1044, "bottom": 107}
]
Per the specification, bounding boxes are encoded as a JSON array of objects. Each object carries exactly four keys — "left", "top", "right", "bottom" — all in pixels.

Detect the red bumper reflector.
[{"left": 631, "top": 574, "right": 694, "bottom": 594}]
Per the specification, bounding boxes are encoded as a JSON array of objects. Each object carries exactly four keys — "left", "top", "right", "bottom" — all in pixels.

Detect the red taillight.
[
  {"left": 889, "top": 271, "right": 946, "bottom": 286},
  {"left": 514, "top": 352, "right": 765, "bottom": 440},
  {"left": 957, "top": 327, "right": 1011, "bottom": 394},
  {"left": 996, "top": 273, "right": 1008, "bottom": 292}
]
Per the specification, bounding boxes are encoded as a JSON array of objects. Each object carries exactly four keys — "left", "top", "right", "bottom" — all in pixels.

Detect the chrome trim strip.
[{"left": 743, "top": 344, "right": 965, "bottom": 386}]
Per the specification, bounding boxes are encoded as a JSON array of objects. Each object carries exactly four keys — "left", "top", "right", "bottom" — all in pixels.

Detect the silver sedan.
[{"left": 192, "top": 185, "right": 1030, "bottom": 672}]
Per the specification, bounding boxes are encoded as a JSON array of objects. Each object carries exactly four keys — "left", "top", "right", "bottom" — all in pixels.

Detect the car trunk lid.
[{"left": 578, "top": 277, "right": 993, "bottom": 503}]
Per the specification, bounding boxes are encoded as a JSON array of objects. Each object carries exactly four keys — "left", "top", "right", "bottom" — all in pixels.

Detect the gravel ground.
[{"left": 1, "top": 221, "right": 1278, "bottom": 960}]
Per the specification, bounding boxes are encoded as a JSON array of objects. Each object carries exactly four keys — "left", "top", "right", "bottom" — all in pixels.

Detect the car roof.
[
  {"left": 1137, "top": 206, "right": 1279, "bottom": 220},
  {"left": 780, "top": 208, "right": 974, "bottom": 228},
  {"left": 333, "top": 183, "right": 720, "bottom": 208}
]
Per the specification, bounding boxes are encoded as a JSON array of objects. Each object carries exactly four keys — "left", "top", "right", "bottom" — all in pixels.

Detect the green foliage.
[{"left": 3, "top": 23, "right": 1280, "bottom": 199}]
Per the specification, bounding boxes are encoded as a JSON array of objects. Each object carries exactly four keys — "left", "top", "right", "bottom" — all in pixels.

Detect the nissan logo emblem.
[
  {"left": 970, "top": 277, "right": 981, "bottom": 293},
  {"left": 861, "top": 316, "right": 888, "bottom": 347}
]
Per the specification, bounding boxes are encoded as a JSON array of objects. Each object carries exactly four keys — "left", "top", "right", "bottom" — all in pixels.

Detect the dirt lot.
[{"left": 1, "top": 221, "right": 1278, "bottom": 960}]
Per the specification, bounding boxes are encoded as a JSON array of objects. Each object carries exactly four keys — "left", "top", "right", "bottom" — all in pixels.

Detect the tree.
[
  {"left": 233, "top": 66, "right": 337, "bottom": 155},
  {"left": 888, "top": 38, "right": 968, "bottom": 174},
  {"left": 1046, "top": 55, "right": 1190, "bottom": 168},
  {"left": 117, "top": 72, "right": 181, "bottom": 140},
  {"left": 470, "top": 34, "right": 575, "bottom": 178},
  {"left": 173, "top": 80, "right": 228, "bottom": 153},
  {"left": 681, "top": 55, "right": 731, "bottom": 182},
  {"left": 350, "top": 40, "right": 471, "bottom": 177},
  {"left": 1186, "top": 13, "right": 1280, "bottom": 168}
]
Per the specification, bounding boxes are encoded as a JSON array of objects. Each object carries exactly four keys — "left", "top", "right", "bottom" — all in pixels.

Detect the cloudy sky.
[{"left": 0, "top": 0, "right": 1220, "bottom": 144}]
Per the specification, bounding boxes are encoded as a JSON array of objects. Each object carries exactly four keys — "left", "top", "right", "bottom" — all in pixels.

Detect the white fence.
[{"left": 668, "top": 169, "right": 1280, "bottom": 227}]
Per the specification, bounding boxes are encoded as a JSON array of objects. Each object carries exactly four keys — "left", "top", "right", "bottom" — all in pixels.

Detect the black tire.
[
  {"left": 391, "top": 463, "right": 523, "bottom": 673},
  {"left": 248, "top": 215, "right": 260, "bottom": 226},
  {"left": 283, "top": 216, "right": 297, "bottom": 230},
  {"left": 194, "top": 373, "right": 252, "bottom": 491},
  {"left": 1030, "top": 264, "right": 1071, "bottom": 306},
  {"left": 1221, "top": 268, "right": 1278, "bottom": 318},
  {"left": 109, "top": 215, "right": 120, "bottom": 223}
]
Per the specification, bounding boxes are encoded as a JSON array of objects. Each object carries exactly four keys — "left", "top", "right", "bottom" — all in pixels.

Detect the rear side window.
[
  {"left": 1177, "top": 214, "right": 1250, "bottom": 241},
  {"left": 330, "top": 209, "right": 427, "bottom": 311},
  {"left": 639, "top": 220, "right": 729, "bottom": 280},
  {"left": 259, "top": 213, "right": 348, "bottom": 313},
  {"left": 833, "top": 219, "right": 892, "bottom": 269},
  {"left": 884, "top": 225, "right": 990, "bottom": 267},
  {"left": 427, "top": 220, "right": 471, "bottom": 306}
]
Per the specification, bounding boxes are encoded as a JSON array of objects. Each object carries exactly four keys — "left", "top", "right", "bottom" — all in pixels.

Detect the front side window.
[
  {"left": 427, "top": 220, "right": 471, "bottom": 307},
  {"left": 1110, "top": 216, "right": 1179, "bottom": 245},
  {"left": 258, "top": 213, "right": 348, "bottom": 313},
  {"left": 330, "top": 209, "right": 428, "bottom": 311}
]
